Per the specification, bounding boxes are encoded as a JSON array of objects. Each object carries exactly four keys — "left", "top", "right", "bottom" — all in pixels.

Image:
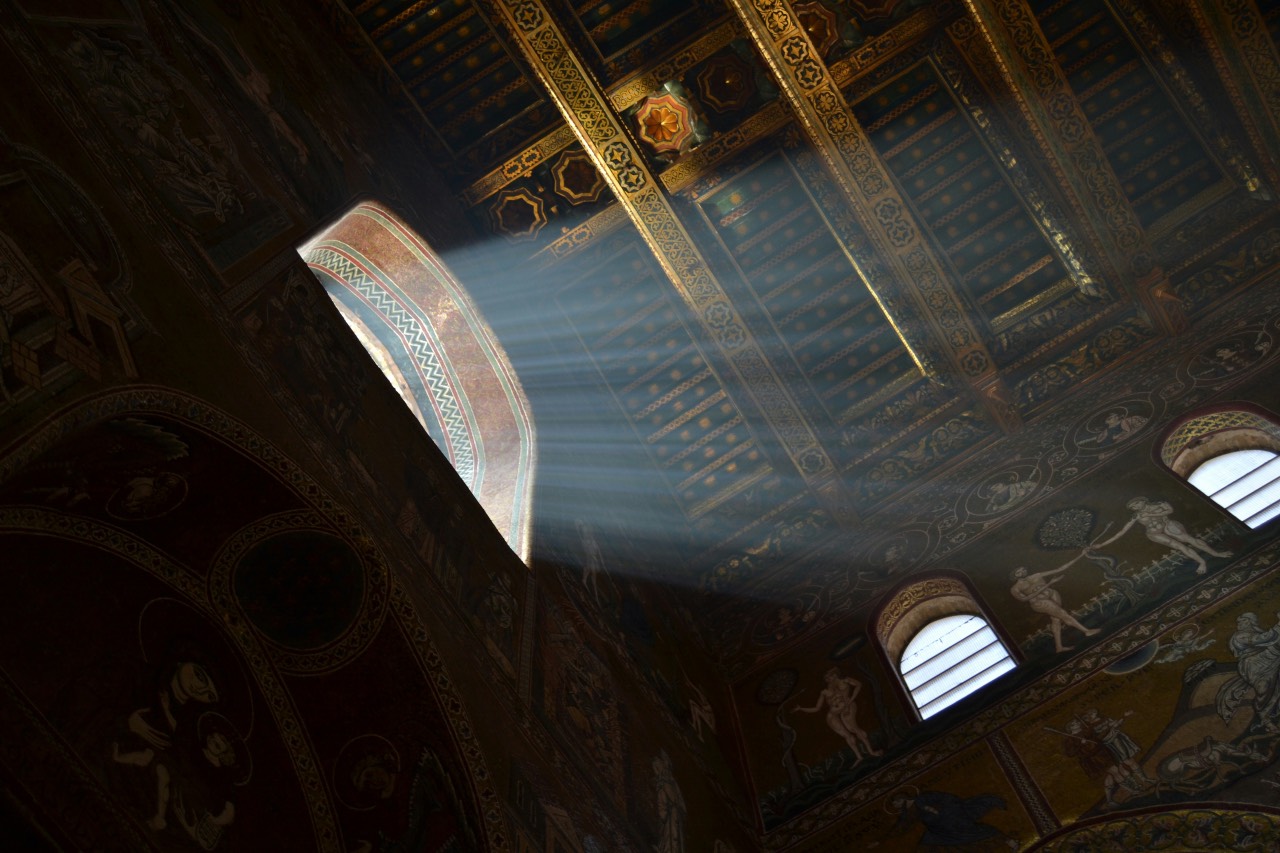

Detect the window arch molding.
[
  {"left": 299, "top": 200, "right": 536, "bottom": 561},
  {"left": 871, "top": 571, "right": 1019, "bottom": 721},
  {"left": 1157, "top": 402, "right": 1280, "bottom": 530}
]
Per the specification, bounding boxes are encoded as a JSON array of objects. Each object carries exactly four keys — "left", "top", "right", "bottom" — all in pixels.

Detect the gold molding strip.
[
  {"left": 726, "top": 0, "right": 1020, "bottom": 432},
  {"left": 1176, "top": 0, "right": 1280, "bottom": 190},
  {"left": 661, "top": 100, "right": 792, "bottom": 193},
  {"left": 484, "top": 0, "right": 844, "bottom": 497},
  {"left": 461, "top": 124, "right": 577, "bottom": 206},
  {"left": 958, "top": 0, "right": 1187, "bottom": 336},
  {"left": 828, "top": 3, "right": 953, "bottom": 89},
  {"left": 1113, "top": 0, "right": 1271, "bottom": 195},
  {"left": 608, "top": 20, "right": 742, "bottom": 111},
  {"left": 535, "top": 202, "right": 629, "bottom": 265}
]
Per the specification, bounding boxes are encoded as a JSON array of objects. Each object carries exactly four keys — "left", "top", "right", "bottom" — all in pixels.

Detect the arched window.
[
  {"left": 874, "top": 574, "right": 1017, "bottom": 721},
  {"left": 900, "top": 614, "right": 1015, "bottom": 720},
  {"left": 299, "top": 202, "right": 536, "bottom": 560},
  {"left": 1160, "top": 404, "right": 1280, "bottom": 530}
]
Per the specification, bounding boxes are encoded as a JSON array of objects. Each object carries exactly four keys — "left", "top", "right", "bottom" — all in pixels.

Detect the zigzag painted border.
[{"left": 306, "top": 246, "right": 478, "bottom": 485}]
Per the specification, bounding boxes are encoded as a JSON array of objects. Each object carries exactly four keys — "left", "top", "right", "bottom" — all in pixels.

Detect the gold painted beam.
[
  {"left": 482, "top": 0, "right": 849, "bottom": 508},
  {"left": 660, "top": 99, "right": 792, "bottom": 193},
  {"left": 959, "top": 0, "right": 1189, "bottom": 336},
  {"left": 1175, "top": 0, "right": 1280, "bottom": 190},
  {"left": 462, "top": 125, "right": 577, "bottom": 206},
  {"left": 608, "top": 19, "right": 741, "bottom": 111},
  {"left": 725, "top": 0, "right": 1022, "bottom": 433},
  {"left": 1115, "top": 0, "right": 1273, "bottom": 195}
]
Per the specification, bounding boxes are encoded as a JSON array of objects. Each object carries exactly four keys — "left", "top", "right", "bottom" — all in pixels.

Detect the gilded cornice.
[
  {"left": 534, "top": 202, "right": 628, "bottom": 264},
  {"left": 484, "top": 0, "right": 845, "bottom": 499},
  {"left": 661, "top": 99, "right": 792, "bottom": 193},
  {"left": 461, "top": 124, "right": 577, "bottom": 206},
  {"left": 827, "top": 3, "right": 954, "bottom": 89}
]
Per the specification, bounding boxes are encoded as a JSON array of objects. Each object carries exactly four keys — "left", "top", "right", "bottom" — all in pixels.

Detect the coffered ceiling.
[{"left": 332, "top": 0, "right": 1280, "bottom": 677}]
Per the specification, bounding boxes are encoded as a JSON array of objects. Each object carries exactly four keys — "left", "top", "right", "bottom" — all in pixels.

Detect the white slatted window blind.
[
  {"left": 1189, "top": 449, "right": 1280, "bottom": 529},
  {"left": 900, "top": 614, "right": 1015, "bottom": 720}
]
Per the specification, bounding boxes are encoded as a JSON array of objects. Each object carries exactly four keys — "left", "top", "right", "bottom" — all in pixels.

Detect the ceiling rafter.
[
  {"left": 1114, "top": 0, "right": 1271, "bottom": 196},
  {"left": 726, "top": 0, "right": 1024, "bottom": 434},
  {"left": 481, "top": 0, "right": 857, "bottom": 522},
  {"left": 1176, "top": 0, "right": 1280, "bottom": 191},
  {"left": 960, "top": 0, "right": 1191, "bottom": 337}
]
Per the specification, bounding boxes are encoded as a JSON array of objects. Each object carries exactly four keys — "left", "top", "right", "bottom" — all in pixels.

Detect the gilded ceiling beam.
[
  {"left": 959, "top": 0, "right": 1189, "bottom": 337},
  {"left": 724, "top": 0, "right": 1022, "bottom": 434},
  {"left": 1172, "top": 0, "right": 1280, "bottom": 190},
  {"left": 1114, "top": 0, "right": 1275, "bottom": 195},
  {"left": 481, "top": 0, "right": 848, "bottom": 507}
]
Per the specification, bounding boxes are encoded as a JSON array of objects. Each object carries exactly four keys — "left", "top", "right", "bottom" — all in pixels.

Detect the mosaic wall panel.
[
  {"left": 847, "top": 60, "right": 1074, "bottom": 347},
  {"left": 556, "top": 232, "right": 774, "bottom": 520},
  {"left": 1030, "top": 0, "right": 1230, "bottom": 232}
]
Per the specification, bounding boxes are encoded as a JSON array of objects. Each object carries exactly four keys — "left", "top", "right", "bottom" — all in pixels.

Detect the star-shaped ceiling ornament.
[
  {"left": 696, "top": 53, "right": 756, "bottom": 114},
  {"left": 795, "top": 1, "right": 840, "bottom": 57},
  {"left": 551, "top": 148, "right": 606, "bottom": 205},
  {"left": 490, "top": 186, "right": 547, "bottom": 241},
  {"left": 634, "top": 92, "right": 695, "bottom": 155}
]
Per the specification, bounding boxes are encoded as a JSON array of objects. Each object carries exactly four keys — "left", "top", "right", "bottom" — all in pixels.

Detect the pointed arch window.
[{"left": 1161, "top": 404, "right": 1280, "bottom": 530}]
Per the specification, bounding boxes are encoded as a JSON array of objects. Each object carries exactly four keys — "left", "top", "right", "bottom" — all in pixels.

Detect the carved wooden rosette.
[
  {"left": 725, "top": 0, "right": 1022, "bottom": 432},
  {"left": 487, "top": 0, "right": 844, "bottom": 498},
  {"left": 959, "top": 0, "right": 1188, "bottom": 336}
]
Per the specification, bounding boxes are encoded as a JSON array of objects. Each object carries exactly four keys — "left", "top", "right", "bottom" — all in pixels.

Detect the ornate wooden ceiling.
[{"left": 333, "top": 0, "right": 1280, "bottom": 676}]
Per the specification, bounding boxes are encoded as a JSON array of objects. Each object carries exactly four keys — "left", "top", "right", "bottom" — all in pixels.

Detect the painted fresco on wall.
[
  {"left": 535, "top": 595, "right": 630, "bottom": 814},
  {"left": 240, "top": 255, "right": 530, "bottom": 681},
  {"left": 0, "top": 392, "right": 490, "bottom": 851},
  {"left": 19, "top": 7, "right": 294, "bottom": 273},
  {"left": 1007, "top": 567, "right": 1280, "bottom": 826}
]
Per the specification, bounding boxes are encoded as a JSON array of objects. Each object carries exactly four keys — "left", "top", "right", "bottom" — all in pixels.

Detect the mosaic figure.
[
  {"left": 1092, "top": 497, "right": 1232, "bottom": 574},
  {"left": 1009, "top": 549, "right": 1100, "bottom": 652},
  {"left": 793, "top": 667, "right": 882, "bottom": 762},
  {"left": 1218, "top": 612, "right": 1280, "bottom": 730}
]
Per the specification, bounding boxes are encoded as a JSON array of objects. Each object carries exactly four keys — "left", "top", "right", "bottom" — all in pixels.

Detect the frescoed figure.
[
  {"left": 91, "top": 599, "right": 255, "bottom": 850},
  {"left": 1082, "top": 410, "right": 1148, "bottom": 447},
  {"left": 1054, "top": 709, "right": 1153, "bottom": 807},
  {"left": 1155, "top": 624, "right": 1215, "bottom": 663}
]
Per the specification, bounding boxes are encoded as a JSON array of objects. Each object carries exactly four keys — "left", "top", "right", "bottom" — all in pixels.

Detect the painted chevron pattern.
[{"left": 306, "top": 246, "right": 477, "bottom": 485}]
